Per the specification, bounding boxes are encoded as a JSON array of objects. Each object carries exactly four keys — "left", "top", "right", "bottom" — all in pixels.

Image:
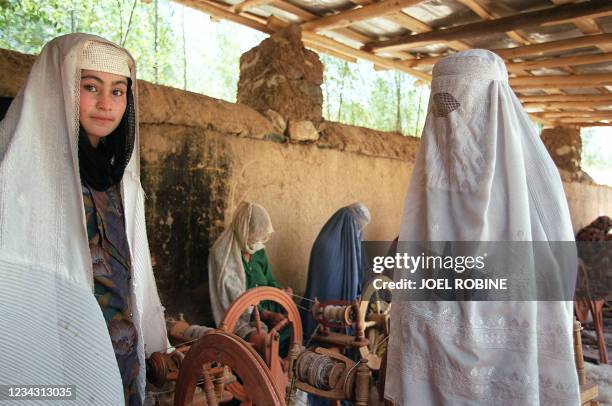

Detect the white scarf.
[
  {"left": 385, "top": 50, "right": 579, "bottom": 406},
  {"left": 208, "top": 202, "right": 273, "bottom": 326},
  {"left": 0, "top": 33, "right": 168, "bottom": 403}
]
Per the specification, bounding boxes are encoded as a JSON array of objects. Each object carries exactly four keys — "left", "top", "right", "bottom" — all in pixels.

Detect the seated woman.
[
  {"left": 300, "top": 202, "right": 371, "bottom": 343},
  {"left": 208, "top": 201, "right": 291, "bottom": 351},
  {"left": 0, "top": 34, "right": 169, "bottom": 405}
]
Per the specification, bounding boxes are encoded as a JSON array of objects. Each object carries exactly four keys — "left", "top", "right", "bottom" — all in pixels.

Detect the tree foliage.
[
  {"left": 320, "top": 54, "right": 429, "bottom": 136},
  {"left": 581, "top": 127, "right": 612, "bottom": 170}
]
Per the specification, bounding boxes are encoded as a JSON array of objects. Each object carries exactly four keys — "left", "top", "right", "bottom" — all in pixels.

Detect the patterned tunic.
[{"left": 83, "top": 183, "right": 141, "bottom": 406}]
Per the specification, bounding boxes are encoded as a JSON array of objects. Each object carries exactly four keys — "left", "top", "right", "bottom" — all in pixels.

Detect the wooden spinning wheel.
[
  {"left": 173, "top": 330, "right": 284, "bottom": 406},
  {"left": 219, "top": 287, "right": 302, "bottom": 401},
  {"left": 358, "top": 276, "right": 392, "bottom": 370}
]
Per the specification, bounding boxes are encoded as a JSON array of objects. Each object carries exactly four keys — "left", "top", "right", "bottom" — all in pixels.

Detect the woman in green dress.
[{"left": 208, "top": 201, "right": 292, "bottom": 352}]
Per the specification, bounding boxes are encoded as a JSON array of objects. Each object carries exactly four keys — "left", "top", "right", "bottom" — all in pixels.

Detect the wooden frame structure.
[{"left": 174, "top": 0, "right": 612, "bottom": 128}]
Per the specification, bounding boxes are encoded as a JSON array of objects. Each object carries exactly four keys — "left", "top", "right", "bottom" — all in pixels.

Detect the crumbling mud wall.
[
  {"left": 563, "top": 181, "right": 612, "bottom": 232},
  {"left": 541, "top": 126, "right": 594, "bottom": 184}
]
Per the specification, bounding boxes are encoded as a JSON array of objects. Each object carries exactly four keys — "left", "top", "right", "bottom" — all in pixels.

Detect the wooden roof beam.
[
  {"left": 556, "top": 117, "right": 612, "bottom": 124},
  {"left": 231, "top": 0, "right": 275, "bottom": 13},
  {"left": 300, "top": 0, "right": 423, "bottom": 32},
  {"left": 348, "top": 0, "right": 472, "bottom": 65},
  {"left": 509, "top": 73, "right": 612, "bottom": 89},
  {"left": 301, "top": 31, "right": 431, "bottom": 80},
  {"left": 456, "top": 0, "right": 530, "bottom": 45},
  {"left": 509, "top": 52, "right": 612, "bottom": 71},
  {"left": 175, "top": 0, "right": 273, "bottom": 33},
  {"left": 303, "top": 39, "right": 359, "bottom": 63},
  {"left": 528, "top": 114, "right": 554, "bottom": 127},
  {"left": 270, "top": 0, "right": 415, "bottom": 61},
  {"left": 541, "top": 10, "right": 612, "bottom": 28},
  {"left": 519, "top": 94, "right": 612, "bottom": 103},
  {"left": 523, "top": 101, "right": 612, "bottom": 110},
  {"left": 405, "top": 33, "right": 612, "bottom": 68},
  {"left": 551, "top": 0, "right": 612, "bottom": 53},
  {"left": 498, "top": 34, "right": 612, "bottom": 59},
  {"left": 555, "top": 122, "right": 612, "bottom": 127},
  {"left": 363, "top": 0, "right": 612, "bottom": 53},
  {"left": 385, "top": 11, "right": 431, "bottom": 33},
  {"left": 536, "top": 111, "right": 612, "bottom": 119}
]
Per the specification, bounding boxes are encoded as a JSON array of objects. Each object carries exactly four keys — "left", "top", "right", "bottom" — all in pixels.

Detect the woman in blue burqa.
[{"left": 300, "top": 202, "right": 371, "bottom": 344}]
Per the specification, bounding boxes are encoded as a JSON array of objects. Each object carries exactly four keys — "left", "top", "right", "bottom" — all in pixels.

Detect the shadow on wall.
[{"left": 140, "top": 124, "right": 231, "bottom": 327}]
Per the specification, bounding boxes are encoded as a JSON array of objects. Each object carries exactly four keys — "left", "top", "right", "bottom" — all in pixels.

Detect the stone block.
[{"left": 287, "top": 119, "right": 319, "bottom": 142}]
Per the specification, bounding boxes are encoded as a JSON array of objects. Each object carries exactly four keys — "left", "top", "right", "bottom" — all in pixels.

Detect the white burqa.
[
  {"left": 0, "top": 34, "right": 168, "bottom": 403},
  {"left": 384, "top": 50, "right": 579, "bottom": 405}
]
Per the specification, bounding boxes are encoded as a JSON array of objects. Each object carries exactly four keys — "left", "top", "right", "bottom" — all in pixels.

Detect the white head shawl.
[
  {"left": 385, "top": 50, "right": 579, "bottom": 406},
  {"left": 0, "top": 33, "right": 168, "bottom": 403},
  {"left": 208, "top": 201, "right": 274, "bottom": 326}
]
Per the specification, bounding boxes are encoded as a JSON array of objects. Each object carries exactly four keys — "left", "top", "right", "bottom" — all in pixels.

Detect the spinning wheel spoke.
[
  {"left": 173, "top": 330, "right": 284, "bottom": 406},
  {"left": 253, "top": 305, "right": 263, "bottom": 335},
  {"left": 358, "top": 276, "right": 392, "bottom": 370},
  {"left": 219, "top": 287, "right": 303, "bottom": 402}
]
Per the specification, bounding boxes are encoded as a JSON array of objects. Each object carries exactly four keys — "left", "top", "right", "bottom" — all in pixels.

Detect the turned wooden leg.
[
  {"left": 590, "top": 300, "right": 608, "bottom": 364},
  {"left": 574, "top": 318, "right": 586, "bottom": 385}
]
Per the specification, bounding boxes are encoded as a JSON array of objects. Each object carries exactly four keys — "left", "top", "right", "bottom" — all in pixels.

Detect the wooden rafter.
[
  {"left": 529, "top": 114, "right": 554, "bottom": 127},
  {"left": 270, "top": 0, "right": 417, "bottom": 62},
  {"left": 363, "top": 0, "right": 612, "bottom": 53},
  {"left": 175, "top": 0, "right": 273, "bottom": 33},
  {"left": 301, "top": 31, "right": 431, "bottom": 80},
  {"left": 556, "top": 117, "right": 612, "bottom": 123},
  {"left": 384, "top": 11, "right": 430, "bottom": 32},
  {"left": 497, "top": 33, "right": 612, "bottom": 59},
  {"left": 453, "top": 0, "right": 552, "bottom": 90},
  {"left": 300, "top": 0, "right": 422, "bottom": 31},
  {"left": 508, "top": 52, "right": 612, "bottom": 71},
  {"left": 456, "top": 0, "right": 530, "bottom": 45},
  {"left": 523, "top": 101, "right": 612, "bottom": 110},
  {"left": 272, "top": 0, "right": 316, "bottom": 21},
  {"left": 303, "top": 39, "right": 359, "bottom": 63},
  {"left": 348, "top": 0, "right": 472, "bottom": 68},
  {"left": 537, "top": 112, "right": 612, "bottom": 119},
  {"left": 509, "top": 73, "right": 612, "bottom": 89},
  {"left": 175, "top": 0, "right": 431, "bottom": 80},
  {"left": 520, "top": 94, "right": 612, "bottom": 103},
  {"left": 405, "top": 33, "right": 612, "bottom": 68},
  {"left": 556, "top": 122, "right": 612, "bottom": 127},
  {"left": 541, "top": 10, "right": 612, "bottom": 28},
  {"left": 231, "top": 0, "right": 275, "bottom": 13}
]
